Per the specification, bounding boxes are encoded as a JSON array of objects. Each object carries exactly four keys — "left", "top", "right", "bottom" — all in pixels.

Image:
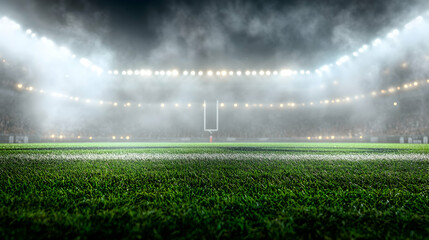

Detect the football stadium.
[{"left": 0, "top": 0, "right": 428, "bottom": 239}]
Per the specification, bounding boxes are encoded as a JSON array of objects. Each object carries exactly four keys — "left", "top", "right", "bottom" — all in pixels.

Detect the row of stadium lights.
[
  {"left": 15, "top": 79, "right": 429, "bottom": 109},
  {"left": 1, "top": 15, "right": 425, "bottom": 78},
  {"left": 107, "top": 69, "right": 311, "bottom": 77},
  {"left": 48, "top": 135, "right": 363, "bottom": 141},
  {"left": 314, "top": 16, "right": 424, "bottom": 74},
  {"left": 307, "top": 135, "right": 364, "bottom": 140},
  {"left": 49, "top": 135, "right": 131, "bottom": 140}
]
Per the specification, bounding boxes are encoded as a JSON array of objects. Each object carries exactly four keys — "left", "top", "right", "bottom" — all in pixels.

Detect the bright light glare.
[
  {"left": 80, "top": 58, "right": 91, "bottom": 67},
  {"left": 387, "top": 29, "right": 400, "bottom": 38},
  {"left": 372, "top": 38, "right": 381, "bottom": 47}
]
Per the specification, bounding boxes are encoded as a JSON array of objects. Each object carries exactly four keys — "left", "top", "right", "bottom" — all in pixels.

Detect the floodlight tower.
[{"left": 203, "top": 100, "right": 219, "bottom": 143}]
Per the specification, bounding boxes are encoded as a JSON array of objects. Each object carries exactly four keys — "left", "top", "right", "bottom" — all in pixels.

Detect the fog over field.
[{"left": 0, "top": 0, "right": 428, "bottom": 139}]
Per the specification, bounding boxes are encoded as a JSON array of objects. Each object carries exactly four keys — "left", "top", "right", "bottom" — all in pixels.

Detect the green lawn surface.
[{"left": 0, "top": 142, "right": 428, "bottom": 239}]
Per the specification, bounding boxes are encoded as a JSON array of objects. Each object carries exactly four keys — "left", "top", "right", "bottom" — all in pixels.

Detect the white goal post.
[{"left": 203, "top": 100, "right": 219, "bottom": 134}]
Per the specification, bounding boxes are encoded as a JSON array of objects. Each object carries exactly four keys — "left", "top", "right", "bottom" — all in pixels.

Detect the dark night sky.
[{"left": 0, "top": 0, "right": 428, "bottom": 69}]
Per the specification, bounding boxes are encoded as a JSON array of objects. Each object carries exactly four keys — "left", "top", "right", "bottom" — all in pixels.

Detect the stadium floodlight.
[
  {"left": 108, "top": 70, "right": 112, "bottom": 75},
  {"left": 183, "top": 71, "right": 189, "bottom": 76},
  {"left": 266, "top": 71, "right": 271, "bottom": 75},
  {"left": 112, "top": 136, "right": 116, "bottom": 140},
  {"left": 172, "top": 69, "right": 179, "bottom": 76},
  {"left": 245, "top": 104, "right": 249, "bottom": 108},
  {"left": 126, "top": 136, "right": 130, "bottom": 140},
  {"left": 31, "top": 33, "right": 36, "bottom": 38},
  {"left": 372, "top": 38, "right": 382, "bottom": 47},
  {"left": 336, "top": 56, "right": 350, "bottom": 66},
  {"left": 113, "top": 102, "right": 118, "bottom": 106},
  {"left": 17, "top": 83, "right": 23, "bottom": 89},
  {"left": 220, "top": 103, "right": 225, "bottom": 107},
  {"left": 121, "top": 71, "right": 126, "bottom": 75},
  {"left": 387, "top": 29, "right": 400, "bottom": 38},
  {"left": 198, "top": 71, "right": 203, "bottom": 76},
  {"left": 393, "top": 102, "right": 398, "bottom": 106},
  {"left": 216, "top": 71, "right": 221, "bottom": 76},
  {"left": 160, "top": 103, "right": 165, "bottom": 108},
  {"left": 320, "top": 65, "right": 330, "bottom": 72},
  {"left": 234, "top": 103, "right": 238, "bottom": 108},
  {"left": 229, "top": 71, "right": 234, "bottom": 76},
  {"left": 300, "top": 70, "right": 305, "bottom": 75},
  {"left": 273, "top": 71, "right": 278, "bottom": 75},
  {"left": 41, "top": 37, "right": 55, "bottom": 46},
  {"left": 99, "top": 101, "right": 104, "bottom": 105},
  {"left": 207, "top": 70, "right": 213, "bottom": 76},
  {"left": 175, "top": 103, "right": 179, "bottom": 107},
  {"left": 306, "top": 71, "right": 311, "bottom": 75},
  {"left": 280, "top": 104, "right": 284, "bottom": 108},
  {"left": 26, "top": 29, "right": 32, "bottom": 34},
  {"left": 259, "top": 70, "right": 265, "bottom": 76},
  {"left": 188, "top": 103, "right": 192, "bottom": 108},
  {"left": 353, "top": 52, "right": 359, "bottom": 57},
  {"left": 236, "top": 71, "right": 242, "bottom": 76},
  {"left": 252, "top": 71, "right": 257, "bottom": 76},
  {"left": 221, "top": 70, "right": 227, "bottom": 76},
  {"left": 190, "top": 71, "right": 196, "bottom": 76},
  {"left": 80, "top": 58, "right": 91, "bottom": 67},
  {"left": 245, "top": 70, "right": 250, "bottom": 76},
  {"left": 405, "top": 16, "right": 423, "bottom": 29},
  {"left": 146, "top": 70, "right": 152, "bottom": 76},
  {"left": 1, "top": 18, "right": 21, "bottom": 30},
  {"left": 166, "top": 70, "right": 172, "bottom": 76},
  {"left": 358, "top": 45, "right": 368, "bottom": 53},
  {"left": 134, "top": 70, "right": 140, "bottom": 75}
]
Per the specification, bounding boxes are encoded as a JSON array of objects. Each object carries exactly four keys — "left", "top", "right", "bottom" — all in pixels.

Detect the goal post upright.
[{"left": 203, "top": 100, "right": 219, "bottom": 142}]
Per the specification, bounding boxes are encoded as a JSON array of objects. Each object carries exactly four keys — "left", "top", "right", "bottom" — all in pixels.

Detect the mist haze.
[{"left": 0, "top": 0, "right": 429, "bottom": 141}]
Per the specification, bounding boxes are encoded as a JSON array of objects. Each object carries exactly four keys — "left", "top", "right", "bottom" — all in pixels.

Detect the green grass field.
[{"left": 0, "top": 142, "right": 428, "bottom": 239}]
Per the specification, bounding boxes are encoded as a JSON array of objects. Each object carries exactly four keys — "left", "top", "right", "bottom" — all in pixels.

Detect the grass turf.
[{"left": 0, "top": 142, "right": 428, "bottom": 239}]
